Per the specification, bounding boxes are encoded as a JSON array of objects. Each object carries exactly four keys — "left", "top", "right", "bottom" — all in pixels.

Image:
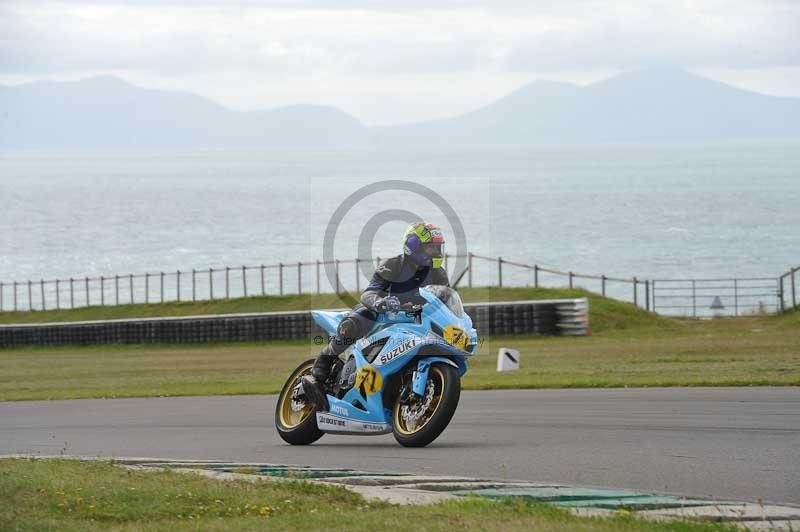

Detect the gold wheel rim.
[
  {"left": 279, "top": 363, "right": 315, "bottom": 429},
  {"left": 393, "top": 366, "right": 446, "bottom": 436}
]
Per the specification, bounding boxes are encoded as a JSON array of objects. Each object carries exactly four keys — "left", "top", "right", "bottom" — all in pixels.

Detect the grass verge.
[
  {"left": 0, "top": 290, "right": 797, "bottom": 401},
  {"left": 0, "top": 310, "right": 797, "bottom": 401},
  {"left": 0, "top": 458, "right": 736, "bottom": 531},
  {"left": 0, "top": 286, "right": 668, "bottom": 328}
]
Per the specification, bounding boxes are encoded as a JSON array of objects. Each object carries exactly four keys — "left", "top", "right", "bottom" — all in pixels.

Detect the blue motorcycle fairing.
[
  {"left": 311, "top": 310, "right": 348, "bottom": 336},
  {"left": 416, "top": 288, "right": 478, "bottom": 350}
]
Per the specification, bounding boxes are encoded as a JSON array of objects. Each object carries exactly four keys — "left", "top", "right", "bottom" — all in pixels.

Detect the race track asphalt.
[{"left": 1, "top": 387, "right": 798, "bottom": 505}]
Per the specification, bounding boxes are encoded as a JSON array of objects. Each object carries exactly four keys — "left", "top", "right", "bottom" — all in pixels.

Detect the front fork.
[
  {"left": 409, "top": 356, "right": 461, "bottom": 398},
  {"left": 398, "top": 357, "right": 462, "bottom": 405},
  {"left": 411, "top": 359, "right": 432, "bottom": 396},
  {"left": 397, "top": 359, "right": 432, "bottom": 405}
]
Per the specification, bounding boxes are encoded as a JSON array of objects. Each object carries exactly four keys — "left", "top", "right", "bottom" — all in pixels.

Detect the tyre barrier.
[{"left": 0, "top": 298, "right": 589, "bottom": 348}]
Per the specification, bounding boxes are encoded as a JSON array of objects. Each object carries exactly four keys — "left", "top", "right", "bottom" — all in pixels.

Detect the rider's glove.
[{"left": 374, "top": 296, "right": 401, "bottom": 313}]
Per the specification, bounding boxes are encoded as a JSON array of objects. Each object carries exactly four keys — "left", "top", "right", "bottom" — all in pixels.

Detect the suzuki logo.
[{"left": 377, "top": 338, "right": 420, "bottom": 365}]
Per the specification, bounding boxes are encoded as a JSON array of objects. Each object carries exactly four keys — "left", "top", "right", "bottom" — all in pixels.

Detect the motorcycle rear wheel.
[
  {"left": 275, "top": 358, "right": 324, "bottom": 445},
  {"left": 392, "top": 363, "right": 460, "bottom": 447}
]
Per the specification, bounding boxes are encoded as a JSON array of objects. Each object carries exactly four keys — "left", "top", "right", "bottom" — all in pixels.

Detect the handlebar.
[
  {"left": 399, "top": 302, "right": 424, "bottom": 314},
  {"left": 384, "top": 302, "right": 424, "bottom": 320}
]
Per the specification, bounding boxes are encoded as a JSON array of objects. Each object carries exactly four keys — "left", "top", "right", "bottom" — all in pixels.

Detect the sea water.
[{"left": 1, "top": 141, "right": 798, "bottom": 302}]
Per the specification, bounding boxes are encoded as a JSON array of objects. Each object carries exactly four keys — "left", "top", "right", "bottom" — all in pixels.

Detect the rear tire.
[
  {"left": 275, "top": 359, "right": 324, "bottom": 445},
  {"left": 392, "top": 363, "right": 460, "bottom": 447}
]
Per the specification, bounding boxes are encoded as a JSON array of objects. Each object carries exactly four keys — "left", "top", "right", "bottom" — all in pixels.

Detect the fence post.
[
  {"left": 84, "top": 277, "right": 89, "bottom": 307},
  {"left": 192, "top": 269, "right": 196, "bottom": 301},
  {"left": 645, "top": 280, "right": 650, "bottom": 312},
  {"left": 0, "top": 282, "right": 3, "bottom": 311},
  {"left": 498, "top": 257, "right": 503, "bottom": 288},
  {"left": 601, "top": 275, "right": 606, "bottom": 297},
  {"left": 13, "top": 281, "right": 18, "bottom": 311},
  {"left": 40, "top": 279, "right": 45, "bottom": 310},
  {"left": 69, "top": 278, "right": 73, "bottom": 309},
  {"left": 100, "top": 276, "right": 105, "bottom": 306},
  {"left": 160, "top": 272, "right": 164, "bottom": 303},
  {"left": 55, "top": 280, "right": 60, "bottom": 310},
  {"left": 298, "top": 262, "right": 302, "bottom": 294},
  {"left": 633, "top": 277, "right": 638, "bottom": 307},
  {"left": 115, "top": 275, "right": 119, "bottom": 305},
  {"left": 468, "top": 253, "right": 473, "bottom": 288},
  {"left": 569, "top": 271, "right": 574, "bottom": 289},
  {"left": 225, "top": 267, "right": 230, "bottom": 299},
  {"left": 145, "top": 273, "right": 150, "bottom": 304},
  {"left": 242, "top": 266, "right": 247, "bottom": 297},
  {"left": 177, "top": 270, "right": 182, "bottom": 302},
  {"left": 692, "top": 279, "right": 697, "bottom": 318},
  {"left": 335, "top": 260, "right": 340, "bottom": 294},
  {"left": 316, "top": 260, "right": 320, "bottom": 295},
  {"left": 652, "top": 280, "right": 656, "bottom": 313},
  {"left": 534, "top": 265, "right": 539, "bottom": 288},
  {"left": 129, "top": 274, "right": 134, "bottom": 304},
  {"left": 355, "top": 258, "right": 360, "bottom": 292},
  {"left": 209, "top": 268, "right": 214, "bottom": 300},
  {"left": 28, "top": 280, "right": 33, "bottom": 311},
  {"left": 279, "top": 263, "right": 284, "bottom": 296},
  {"left": 792, "top": 268, "right": 797, "bottom": 310},
  {"left": 734, "top": 278, "right": 738, "bottom": 317},
  {"left": 260, "top": 265, "right": 265, "bottom": 296}
]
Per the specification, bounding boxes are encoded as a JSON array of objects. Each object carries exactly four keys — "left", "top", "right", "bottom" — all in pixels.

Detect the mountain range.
[{"left": 2, "top": 68, "right": 799, "bottom": 149}]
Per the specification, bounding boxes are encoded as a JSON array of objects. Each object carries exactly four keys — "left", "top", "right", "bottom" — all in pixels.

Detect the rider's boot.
[{"left": 301, "top": 345, "right": 335, "bottom": 411}]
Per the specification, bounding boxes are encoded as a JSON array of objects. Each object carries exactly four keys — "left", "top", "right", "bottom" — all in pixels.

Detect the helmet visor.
[
  {"left": 423, "top": 242, "right": 443, "bottom": 259},
  {"left": 423, "top": 242, "right": 445, "bottom": 268}
]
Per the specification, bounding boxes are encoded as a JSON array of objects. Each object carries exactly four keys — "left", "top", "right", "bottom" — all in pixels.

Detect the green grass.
[
  {"left": 0, "top": 286, "right": 667, "bottom": 327},
  {"left": 0, "top": 458, "right": 738, "bottom": 531},
  {"left": 1, "top": 308, "right": 798, "bottom": 401},
  {"left": 0, "top": 288, "right": 797, "bottom": 401}
]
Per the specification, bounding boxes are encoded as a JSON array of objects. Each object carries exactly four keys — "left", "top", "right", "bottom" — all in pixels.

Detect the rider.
[{"left": 302, "top": 222, "right": 449, "bottom": 407}]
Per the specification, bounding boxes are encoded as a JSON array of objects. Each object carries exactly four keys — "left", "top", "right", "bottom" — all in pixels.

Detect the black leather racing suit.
[{"left": 319, "top": 254, "right": 449, "bottom": 359}]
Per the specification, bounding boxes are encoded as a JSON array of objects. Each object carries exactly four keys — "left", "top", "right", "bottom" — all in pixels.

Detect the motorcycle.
[{"left": 275, "top": 285, "right": 477, "bottom": 447}]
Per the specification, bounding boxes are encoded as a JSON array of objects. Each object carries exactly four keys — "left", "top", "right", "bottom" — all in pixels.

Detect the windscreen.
[{"left": 424, "top": 285, "right": 465, "bottom": 318}]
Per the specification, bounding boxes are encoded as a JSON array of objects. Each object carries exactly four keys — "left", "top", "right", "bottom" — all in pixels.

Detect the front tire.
[
  {"left": 275, "top": 358, "right": 324, "bottom": 445},
  {"left": 392, "top": 363, "right": 460, "bottom": 447}
]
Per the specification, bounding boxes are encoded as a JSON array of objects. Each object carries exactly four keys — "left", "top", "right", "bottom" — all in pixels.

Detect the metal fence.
[
  {"left": 0, "top": 253, "right": 797, "bottom": 318},
  {"left": 491, "top": 256, "right": 798, "bottom": 317},
  {"left": 651, "top": 278, "right": 781, "bottom": 318}
]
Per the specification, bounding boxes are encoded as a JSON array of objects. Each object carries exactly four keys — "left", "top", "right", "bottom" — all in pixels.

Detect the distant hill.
[
  {"left": 374, "top": 68, "right": 800, "bottom": 145},
  {"left": 0, "top": 76, "right": 369, "bottom": 149},
  {"left": 2, "top": 69, "right": 799, "bottom": 149}
]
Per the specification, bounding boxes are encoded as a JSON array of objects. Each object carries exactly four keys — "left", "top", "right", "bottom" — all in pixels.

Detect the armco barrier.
[{"left": 0, "top": 298, "right": 589, "bottom": 348}]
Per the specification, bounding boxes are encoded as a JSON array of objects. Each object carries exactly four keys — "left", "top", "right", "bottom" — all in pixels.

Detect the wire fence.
[{"left": 0, "top": 253, "right": 797, "bottom": 318}]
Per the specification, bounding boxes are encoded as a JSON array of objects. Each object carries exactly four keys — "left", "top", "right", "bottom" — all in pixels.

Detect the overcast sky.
[{"left": 2, "top": 0, "right": 799, "bottom": 124}]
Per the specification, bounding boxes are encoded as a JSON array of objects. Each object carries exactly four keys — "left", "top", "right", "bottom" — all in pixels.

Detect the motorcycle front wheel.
[
  {"left": 392, "top": 363, "right": 460, "bottom": 447},
  {"left": 275, "top": 358, "right": 324, "bottom": 445}
]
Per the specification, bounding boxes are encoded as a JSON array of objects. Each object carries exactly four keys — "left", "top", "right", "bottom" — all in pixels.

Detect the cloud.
[
  {"left": 1, "top": 1, "right": 798, "bottom": 123},
  {"left": 5, "top": 1, "right": 798, "bottom": 77},
  {"left": 504, "top": 2, "right": 800, "bottom": 71}
]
